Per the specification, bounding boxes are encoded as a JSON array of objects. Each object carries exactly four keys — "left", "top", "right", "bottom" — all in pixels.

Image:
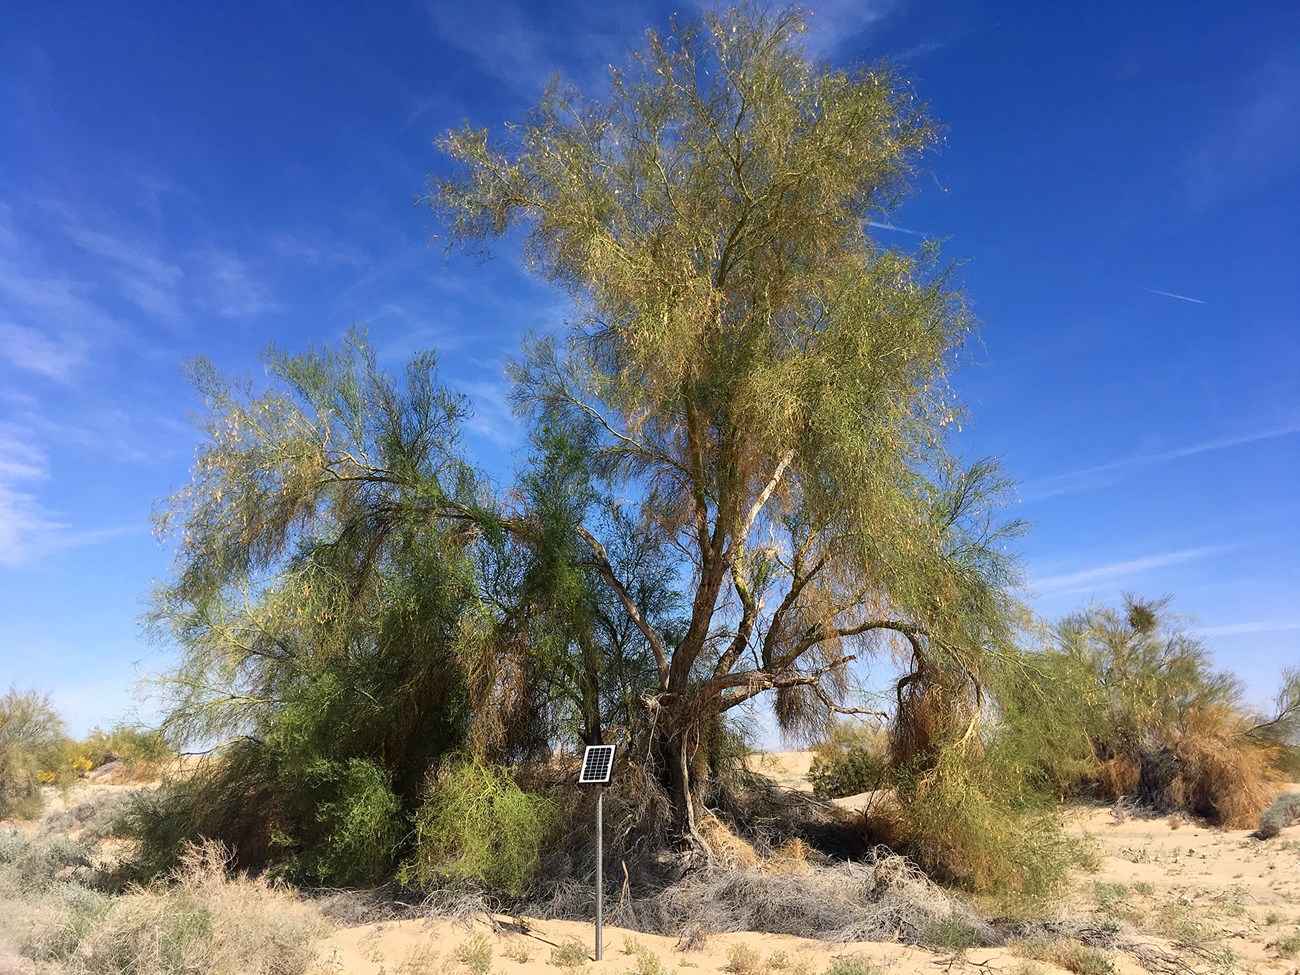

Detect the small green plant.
[
  {"left": 407, "top": 757, "right": 554, "bottom": 897},
  {"left": 455, "top": 934, "right": 494, "bottom": 974},
  {"left": 1012, "top": 938, "right": 1113, "bottom": 975},
  {"left": 503, "top": 939, "right": 534, "bottom": 963},
  {"left": 621, "top": 938, "right": 665, "bottom": 975},
  {"left": 767, "top": 951, "right": 790, "bottom": 970},
  {"left": 1091, "top": 882, "right": 1130, "bottom": 917},
  {"left": 1278, "top": 930, "right": 1300, "bottom": 959},
  {"left": 822, "top": 956, "right": 880, "bottom": 975},
  {"left": 920, "top": 913, "right": 980, "bottom": 951},
  {"left": 551, "top": 938, "right": 589, "bottom": 970},
  {"left": 1264, "top": 911, "right": 1281, "bottom": 925},
  {"left": 1132, "top": 881, "right": 1155, "bottom": 897}
]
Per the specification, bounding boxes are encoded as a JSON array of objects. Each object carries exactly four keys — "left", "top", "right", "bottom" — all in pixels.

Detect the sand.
[
  {"left": 8, "top": 754, "right": 1300, "bottom": 975},
  {"left": 308, "top": 757, "right": 1300, "bottom": 975}
]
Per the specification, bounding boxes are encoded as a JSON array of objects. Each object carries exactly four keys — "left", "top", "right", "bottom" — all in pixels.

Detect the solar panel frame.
[{"left": 578, "top": 744, "right": 616, "bottom": 784}]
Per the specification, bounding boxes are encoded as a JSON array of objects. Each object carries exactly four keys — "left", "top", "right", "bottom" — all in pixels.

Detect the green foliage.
[
  {"left": 993, "top": 596, "right": 1282, "bottom": 826},
  {"left": 808, "top": 720, "right": 889, "bottom": 799},
  {"left": 434, "top": 0, "right": 1026, "bottom": 828},
  {"left": 80, "top": 723, "right": 171, "bottom": 767},
  {"left": 0, "top": 685, "right": 67, "bottom": 818},
  {"left": 1013, "top": 939, "right": 1113, "bottom": 975},
  {"left": 1248, "top": 667, "right": 1300, "bottom": 778},
  {"left": 822, "top": 957, "right": 881, "bottom": 975},
  {"left": 550, "top": 938, "right": 589, "bottom": 969},
  {"left": 1277, "top": 929, "right": 1300, "bottom": 959},
  {"left": 920, "top": 913, "right": 982, "bottom": 951},
  {"left": 455, "top": 934, "right": 495, "bottom": 974},
  {"left": 885, "top": 745, "right": 1077, "bottom": 899},
  {"left": 305, "top": 758, "right": 404, "bottom": 886},
  {"left": 406, "top": 756, "right": 554, "bottom": 897},
  {"left": 622, "top": 937, "right": 666, "bottom": 975}
]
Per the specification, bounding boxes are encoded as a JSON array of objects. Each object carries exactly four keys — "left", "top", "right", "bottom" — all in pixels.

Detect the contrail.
[
  {"left": 1141, "top": 286, "right": 1206, "bottom": 305},
  {"left": 868, "top": 220, "right": 926, "bottom": 237}
]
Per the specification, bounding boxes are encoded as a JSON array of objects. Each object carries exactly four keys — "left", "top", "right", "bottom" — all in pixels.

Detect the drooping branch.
[{"left": 576, "top": 525, "right": 670, "bottom": 686}]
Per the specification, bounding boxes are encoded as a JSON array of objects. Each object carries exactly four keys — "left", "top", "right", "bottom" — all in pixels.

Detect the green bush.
[
  {"left": 305, "top": 758, "right": 404, "bottom": 886},
  {"left": 0, "top": 686, "right": 67, "bottom": 818},
  {"left": 405, "top": 756, "right": 554, "bottom": 897},
  {"left": 808, "top": 719, "right": 890, "bottom": 800},
  {"left": 885, "top": 748, "right": 1077, "bottom": 901}
]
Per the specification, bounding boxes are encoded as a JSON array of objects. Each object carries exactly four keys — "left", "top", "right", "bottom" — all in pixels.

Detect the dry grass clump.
[
  {"left": 10, "top": 840, "right": 327, "bottom": 975},
  {"left": 1133, "top": 709, "right": 1281, "bottom": 828},
  {"left": 1255, "top": 789, "right": 1300, "bottom": 839},
  {"left": 589, "top": 852, "right": 993, "bottom": 950}
]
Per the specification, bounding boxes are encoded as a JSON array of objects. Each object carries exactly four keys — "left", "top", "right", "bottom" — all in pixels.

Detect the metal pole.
[{"left": 595, "top": 784, "right": 604, "bottom": 961}]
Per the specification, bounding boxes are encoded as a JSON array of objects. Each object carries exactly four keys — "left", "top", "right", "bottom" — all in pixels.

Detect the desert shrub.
[
  {"left": 883, "top": 748, "right": 1077, "bottom": 900},
  {"left": 808, "top": 720, "right": 889, "bottom": 800},
  {"left": 622, "top": 937, "right": 666, "bottom": 975},
  {"left": 1256, "top": 790, "right": 1300, "bottom": 839},
  {"left": 0, "top": 830, "right": 95, "bottom": 893},
  {"left": 920, "top": 913, "right": 981, "bottom": 951},
  {"left": 1155, "top": 708, "right": 1280, "bottom": 827},
  {"left": 303, "top": 757, "right": 404, "bottom": 886},
  {"left": 1005, "top": 596, "right": 1283, "bottom": 825},
  {"left": 121, "top": 730, "right": 409, "bottom": 887},
  {"left": 1277, "top": 930, "right": 1300, "bottom": 959},
  {"left": 550, "top": 937, "right": 589, "bottom": 968},
  {"left": 724, "top": 943, "right": 762, "bottom": 975},
  {"left": 1013, "top": 938, "right": 1113, "bottom": 975},
  {"left": 823, "top": 956, "right": 880, "bottom": 975},
  {"left": 405, "top": 756, "right": 555, "bottom": 897},
  {"left": 40, "top": 787, "right": 143, "bottom": 844},
  {"left": 0, "top": 686, "right": 68, "bottom": 818},
  {"left": 35, "top": 841, "right": 328, "bottom": 975},
  {"left": 454, "top": 933, "right": 494, "bottom": 974}
]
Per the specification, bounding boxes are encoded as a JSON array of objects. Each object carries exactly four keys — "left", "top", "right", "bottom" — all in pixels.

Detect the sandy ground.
[
  {"left": 308, "top": 755, "right": 1300, "bottom": 975},
  {"left": 9, "top": 754, "right": 1300, "bottom": 975}
]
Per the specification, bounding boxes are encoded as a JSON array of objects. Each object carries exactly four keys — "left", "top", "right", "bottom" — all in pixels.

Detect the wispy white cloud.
[
  {"left": 1197, "top": 620, "right": 1300, "bottom": 638},
  {"left": 200, "top": 249, "right": 276, "bottom": 318},
  {"left": 0, "top": 423, "right": 60, "bottom": 566},
  {"left": 1033, "top": 546, "right": 1219, "bottom": 597},
  {"left": 1023, "top": 424, "right": 1300, "bottom": 501},
  {"left": 1140, "top": 286, "right": 1205, "bottom": 305},
  {"left": 0, "top": 322, "right": 86, "bottom": 381},
  {"left": 460, "top": 377, "right": 523, "bottom": 451},
  {"left": 61, "top": 222, "right": 184, "bottom": 321},
  {"left": 1186, "top": 49, "right": 1300, "bottom": 208},
  {"left": 270, "top": 231, "right": 369, "bottom": 269},
  {"left": 800, "top": 0, "right": 900, "bottom": 57}
]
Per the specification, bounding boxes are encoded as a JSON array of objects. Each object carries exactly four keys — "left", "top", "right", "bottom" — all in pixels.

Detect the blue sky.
[{"left": 1, "top": 0, "right": 1296, "bottom": 735}]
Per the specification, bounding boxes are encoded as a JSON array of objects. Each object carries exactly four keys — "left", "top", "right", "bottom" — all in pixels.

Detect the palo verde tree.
[
  {"left": 145, "top": 336, "right": 505, "bottom": 878},
  {"left": 431, "top": 4, "right": 1025, "bottom": 839}
]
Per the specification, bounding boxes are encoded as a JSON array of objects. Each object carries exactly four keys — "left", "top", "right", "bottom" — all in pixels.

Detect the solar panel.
[{"left": 578, "top": 744, "right": 616, "bottom": 784}]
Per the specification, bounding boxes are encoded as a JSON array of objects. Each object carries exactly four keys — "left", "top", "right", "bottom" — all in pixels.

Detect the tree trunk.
[{"left": 649, "top": 697, "right": 711, "bottom": 856}]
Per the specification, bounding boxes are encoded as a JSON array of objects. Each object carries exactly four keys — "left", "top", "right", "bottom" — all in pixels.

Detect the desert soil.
[
  {"left": 7, "top": 755, "right": 1299, "bottom": 975},
  {"left": 309, "top": 754, "right": 1300, "bottom": 975}
]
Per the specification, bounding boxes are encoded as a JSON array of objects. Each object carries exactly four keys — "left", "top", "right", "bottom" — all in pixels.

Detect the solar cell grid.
[{"left": 578, "top": 745, "right": 615, "bottom": 784}]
